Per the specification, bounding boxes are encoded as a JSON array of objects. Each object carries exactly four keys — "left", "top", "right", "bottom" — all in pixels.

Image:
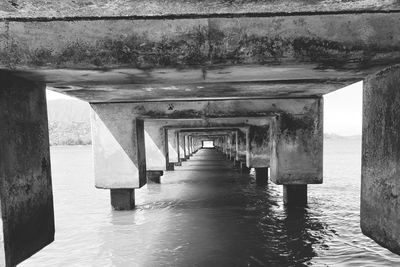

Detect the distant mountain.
[
  {"left": 47, "top": 99, "right": 90, "bottom": 123},
  {"left": 324, "top": 133, "right": 361, "bottom": 140},
  {"left": 47, "top": 99, "right": 91, "bottom": 146}
]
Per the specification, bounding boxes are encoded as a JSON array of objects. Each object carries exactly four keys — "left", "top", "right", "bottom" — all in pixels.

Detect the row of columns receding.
[{"left": 97, "top": 111, "right": 322, "bottom": 210}]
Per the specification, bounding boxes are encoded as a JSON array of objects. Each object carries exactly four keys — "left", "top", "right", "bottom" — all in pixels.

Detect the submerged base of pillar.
[
  {"left": 166, "top": 163, "right": 175, "bottom": 171},
  {"left": 255, "top": 168, "right": 269, "bottom": 185},
  {"left": 174, "top": 162, "right": 182, "bottom": 166},
  {"left": 147, "top": 171, "right": 164, "bottom": 183},
  {"left": 110, "top": 189, "right": 135, "bottom": 210},
  {"left": 240, "top": 162, "right": 250, "bottom": 174},
  {"left": 283, "top": 185, "right": 307, "bottom": 207}
]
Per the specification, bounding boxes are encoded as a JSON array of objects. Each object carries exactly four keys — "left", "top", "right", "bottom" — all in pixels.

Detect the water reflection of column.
[{"left": 282, "top": 207, "right": 330, "bottom": 264}]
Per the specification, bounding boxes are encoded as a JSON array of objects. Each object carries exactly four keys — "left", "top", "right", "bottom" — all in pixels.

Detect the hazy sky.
[{"left": 46, "top": 81, "right": 363, "bottom": 136}]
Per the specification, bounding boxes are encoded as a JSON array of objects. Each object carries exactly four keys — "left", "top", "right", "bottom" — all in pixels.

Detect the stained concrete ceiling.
[{"left": 1, "top": 1, "right": 399, "bottom": 102}]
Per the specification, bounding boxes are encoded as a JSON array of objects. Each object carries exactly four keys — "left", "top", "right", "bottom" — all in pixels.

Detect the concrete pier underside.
[{"left": 2, "top": 1, "right": 400, "bottom": 265}]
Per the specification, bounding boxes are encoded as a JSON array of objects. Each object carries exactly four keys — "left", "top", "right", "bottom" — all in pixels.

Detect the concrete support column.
[
  {"left": 110, "top": 189, "right": 135, "bottom": 210},
  {"left": 247, "top": 122, "right": 271, "bottom": 169},
  {"left": 255, "top": 167, "right": 269, "bottom": 185},
  {"left": 0, "top": 74, "right": 55, "bottom": 266},
  {"left": 189, "top": 136, "right": 193, "bottom": 155},
  {"left": 361, "top": 65, "right": 400, "bottom": 255},
  {"left": 167, "top": 129, "right": 179, "bottom": 169},
  {"left": 178, "top": 132, "right": 186, "bottom": 162},
  {"left": 144, "top": 122, "right": 169, "bottom": 171},
  {"left": 147, "top": 171, "right": 164, "bottom": 183},
  {"left": 184, "top": 135, "right": 190, "bottom": 159},
  {"left": 91, "top": 104, "right": 147, "bottom": 190},
  {"left": 237, "top": 130, "right": 246, "bottom": 162},
  {"left": 283, "top": 185, "right": 307, "bottom": 207},
  {"left": 270, "top": 98, "right": 323, "bottom": 185}
]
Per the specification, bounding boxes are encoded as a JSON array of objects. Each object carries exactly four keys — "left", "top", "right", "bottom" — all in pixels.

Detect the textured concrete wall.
[
  {"left": 248, "top": 125, "right": 271, "bottom": 168},
  {"left": 0, "top": 74, "right": 54, "bottom": 266},
  {"left": 90, "top": 104, "right": 146, "bottom": 188},
  {"left": 184, "top": 135, "right": 190, "bottom": 157},
  {"left": 144, "top": 121, "right": 168, "bottom": 170},
  {"left": 167, "top": 129, "right": 179, "bottom": 163},
  {"left": 2, "top": 14, "right": 400, "bottom": 72},
  {"left": 270, "top": 98, "right": 323, "bottom": 185},
  {"left": 178, "top": 132, "right": 185, "bottom": 160},
  {"left": 0, "top": 12, "right": 397, "bottom": 104},
  {"left": 0, "top": 0, "right": 398, "bottom": 19},
  {"left": 361, "top": 65, "right": 400, "bottom": 255}
]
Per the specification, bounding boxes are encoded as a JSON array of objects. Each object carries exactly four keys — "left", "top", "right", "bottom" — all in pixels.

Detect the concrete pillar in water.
[
  {"left": 90, "top": 104, "right": 147, "bottom": 210},
  {"left": 361, "top": 65, "right": 400, "bottom": 255},
  {"left": 147, "top": 171, "right": 164, "bottom": 183},
  {"left": 178, "top": 132, "right": 186, "bottom": 162},
  {"left": 247, "top": 122, "right": 271, "bottom": 169},
  {"left": 283, "top": 185, "right": 307, "bottom": 207},
  {"left": 0, "top": 74, "right": 55, "bottom": 266},
  {"left": 166, "top": 129, "right": 179, "bottom": 169},
  {"left": 255, "top": 167, "right": 269, "bottom": 185},
  {"left": 110, "top": 189, "right": 135, "bottom": 210},
  {"left": 270, "top": 98, "right": 323, "bottom": 185},
  {"left": 184, "top": 135, "right": 190, "bottom": 159},
  {"left": 268, "top": 98, "right": 322, "bottom": 207},
  {"left": 144, "top": 121, "right": 169, "bottom": 172}
]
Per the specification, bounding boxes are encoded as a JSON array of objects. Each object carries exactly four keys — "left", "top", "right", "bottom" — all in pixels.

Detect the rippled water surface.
[{"left": 19, "top": 138, "right": 400, "bottom": 266}]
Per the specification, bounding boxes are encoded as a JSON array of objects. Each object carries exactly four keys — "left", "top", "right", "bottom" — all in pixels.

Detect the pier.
[{"left": 1, "top": 1, "right": 400, "bottom": 265}]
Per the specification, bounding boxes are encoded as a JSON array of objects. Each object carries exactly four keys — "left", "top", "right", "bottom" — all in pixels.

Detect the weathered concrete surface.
[
  {"left": 33, "top": 67, "right": 360, "bottom": 102},
  {"left": 184, "top": 135, "right": 190, "bottom": 158},
  {"left": 90, "top": 104, "right": 146, "bottom": 188},
  {"left": 4, "top": 12, "right": 400, "bottom": 102},
  {"left": 247, "top": 125, "right": 271, "bottom": 168},
  {"left": 167, "top": 129, "right": 180, "bottom": 163},
  {"left": 0, "top": 0, "right": 398, "bottom": 19},
  {"left": 144, "top": 121, "right": 168, "bottom": 171},
  {"left": 110, "top": 189, "right": 135, "bottom": 210},
  {"left": 361, "top": 64, "right": 400, "bottom": 255},
  {"left": 283, "top": 185, "right": 307, "bottom": 207},
  {"left": 0, "top": 74, "right": 54, "bottom": 266},
  {"left": 178, "top": 132, "right": 186, "bottom": 161},
  {"left": 237, "top": 129, "right": 248, "bottom": 162},
  {"left": 270, "top": 98, "right": 323, "bottom": 185}
]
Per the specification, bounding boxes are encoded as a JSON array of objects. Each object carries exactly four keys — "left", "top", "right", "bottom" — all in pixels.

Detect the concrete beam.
[
  {"left": 270, "top": 98, "right": 323, "bottom": 185},
  {"left": 361, "top": 64, "right": 400, "bottom": 255},
  {"left": 0, "top": 74, "right": 54, "bottom": 266},
  {"left": 1, "top": 1, "right": 398, "bottom": 19},
  {"left": 3, "top": 13, "right": 400, "bottom": 102},
  {"left": 90, "top": 104, "right": 147, "bottom": 188}
]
